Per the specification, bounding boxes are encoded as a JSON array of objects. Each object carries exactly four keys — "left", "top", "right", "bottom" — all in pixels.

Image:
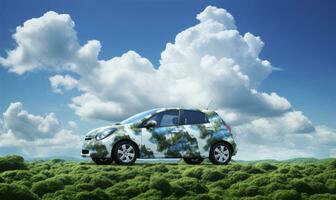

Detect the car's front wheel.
[
  {"left": 92, "top": 157, "right": 113, "bottom": 165},
  {"left": 113, "top": 141, "right": 138, "bottom": 165},
  {"left": 183, "top": 157, "right": 204, "bottom": 164},
  {"left": 209, "top": 142, "right": 232, "bottom": 165}
]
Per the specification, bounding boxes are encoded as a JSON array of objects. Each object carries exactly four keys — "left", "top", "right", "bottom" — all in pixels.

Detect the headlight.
[{"left": 95, "top": 128, "right": 117, "bottom": 140}]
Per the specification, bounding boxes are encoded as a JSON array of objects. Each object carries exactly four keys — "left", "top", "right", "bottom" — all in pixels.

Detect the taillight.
[{"left": 224, "top": 123, "right": 232, "bottom": 133}]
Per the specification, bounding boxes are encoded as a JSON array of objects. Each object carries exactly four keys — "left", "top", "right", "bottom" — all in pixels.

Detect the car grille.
[
  {"left": 82, "top": 150, "right": 89, "bottom": 154},
  {"left": 85, "top": 136, "right": 92, "bottom": 140}
]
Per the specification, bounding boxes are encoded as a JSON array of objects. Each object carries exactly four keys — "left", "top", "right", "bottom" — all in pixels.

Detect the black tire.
[
  {"left": 183, "top": 157, "right": 204, "bottom": 165},
  {"left": 113, "top": 141, "right": 138, "bottom": 165},
  {"left": 209, "top": 142, "right": 232, "bottom": 165},
  {"left": 92, "top": 157, "right": 113, "bottom": 165}
]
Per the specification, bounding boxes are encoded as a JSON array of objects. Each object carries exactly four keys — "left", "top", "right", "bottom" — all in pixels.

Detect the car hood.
[{"left": 85, "top": 123, "right": 127, "bottom": 137}]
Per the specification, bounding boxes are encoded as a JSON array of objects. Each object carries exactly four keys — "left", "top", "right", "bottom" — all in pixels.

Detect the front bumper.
[
  {"left": 81, "top": 149, "right": 98, "bottom": 157},
  {"left": 81, "top": 136, "right": 112, "bottom": 158}
]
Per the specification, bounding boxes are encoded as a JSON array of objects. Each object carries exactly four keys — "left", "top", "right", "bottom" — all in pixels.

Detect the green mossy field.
[{"left": 0, "top": 155, "right": 336, "bottom": 200}]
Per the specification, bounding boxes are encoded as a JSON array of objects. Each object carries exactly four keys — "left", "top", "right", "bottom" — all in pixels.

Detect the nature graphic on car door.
[{"left": 140, "top": 109, "right": 184, "bottom": 158}]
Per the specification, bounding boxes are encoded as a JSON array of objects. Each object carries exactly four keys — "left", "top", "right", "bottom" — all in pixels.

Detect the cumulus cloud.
[
  {"left": 0, "top": 11, "right": 78, "bottom": 74},
  {"left": 0, "top": 102, "right": 81, "bottom": 157},
  {"left": 1, "top": 6, "right": 336, "bottom": 159},
  {"left": 3, "top": 102, "right": 60, "bottom": 140},
  {"left": 0, "top": 6, "right": 283, "bottom": 121},
  {"left": 68, "top": 121, "right": 78, "bottom": 129},
  {"left": 49, "top": 74, "right": 78, "bottom": 93}
]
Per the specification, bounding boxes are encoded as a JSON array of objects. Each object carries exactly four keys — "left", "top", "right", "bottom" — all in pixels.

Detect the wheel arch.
[
  {"left": 210, "top": 140, "right": 234, "bottom": 155},
  {"left": 112, "top": 139, "right": 140, "bottom": 158}
]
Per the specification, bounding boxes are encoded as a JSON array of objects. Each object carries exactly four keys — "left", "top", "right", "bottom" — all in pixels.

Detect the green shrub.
[
  {"left": 291, "top": 179, "right": 311, "bottom": 193},
  {"left": 194, "top": 193, "right": 212, "bottom": 200},
  {"left": 256, "top": 163, "right": 278, "bottom": 171},
  {"left": 106, "top": 182, "right": 129, "bottom": 198},
  {"left": 0, "top": 183, "right": 39, "bottom": 200},
  {"left": 132, "top": 189, "right": 162, "bottom": 200},
  {"left": 231, "top": 184, "right": 260, "bottom": 197},
  {"left": 302, "top": 165, "right": 323, "bottom": 176},
  {"left": 262, "top": 182, "right": 288, "bottom": 194},
  {"left": 309, "top": 180, "right": 327, "bottom": 194},
  {"left": 271, "top": 189, "right": 300, "bottom": 200},
  {"left": 313, "top": 171, "right": 336, "bottom": 183},
  {"left": 228, "top": 171, "right": 250, "bottom": 183},
  {"left": 278, "top": 166, "right": 290, "bottom": 174},
  {"left": 148, "top": 165, "right": 169, "bottom": 173},
  {"left": 241, "top": 195, "right": 269, "bottom": 200},
  {"left": 250, "top": 176, "right": 270, "bottom": 187},
  {"left": 227, "top": 164, "right": 242, "bottom": 171},
  {"left": 0, "top": 155, "right": 26, "bottom": 172},
  {"left": 327, "top": 160, "right": 336, "bottom": 170},
  {"left": 75, "top": 183, "right": 95, "bottom": 191},
  {"left": 202, "top": 169, "right": 225, "bottom": 181},
  {"left": 171, "top": 183, "right": 186, "bottom": 197},
  {"left": 287, "top": 167, "right": 303, "bottom": 178},
  {"left": 149, "top": 175, "right": 172, "bottom": 196},
  {"left": 183, "top": 167, "right": 204, "bottom": 179},
  {"left": 209, "top": 179, "right": 231, "bottom": 190},
  {"left": 326, "top": 179, "right": 336, "bottom": 193},
  {"left": 308, "top": 193, "right": 336, "bottom": 200},
  {"left": 243, "top": 165, "right": 265, "bottom": 174},
  {"left": 208, "top": 188, "right": 225, "bottom": 197},
  {"left": 1, "top": 170, "right": 32, "bottom": 183},
  {"left": 42, "top": 189, "right": 76, "bottom": 200},
  {"left": 88, "top": 175, "right": 113, "bottom": 189},
  {"left": 31, "top": 174, "right": 48, "bottom": 183},
  {"left": 76, "top": 189, "right": 110, "bottom": 200},
  {"left": 270, "top": 174, "right": 288, "bottom": 184},
  {"left": 32, "top": 177, "right": 64, "bottom": 197},
  {"left": 173, "top": 177, "right": 208, "bottom": 194}
]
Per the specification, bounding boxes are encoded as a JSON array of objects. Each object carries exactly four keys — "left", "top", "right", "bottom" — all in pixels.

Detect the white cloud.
[
  {"left": 234, "top": 112, "right": 336, "bottom": 160},
  {"left": 1, "top": 6, "right": 336, "bottom": 160},
  {"left": 314, "top": 125, "right": 336, "bottom": 146},
  {"left": 69, "top": 93, "right": 124, "bottom": 121},
  {"left": 0, "top": 11, "right": 78, "bottom": 74},
  {"left": 196, "top": 5, "right": 236, "bottom": 30},
  {"left": 235, "top": 111, "right": 314, "bottom": 146},
  {"left": 49, "top": 74, "right": 78, "bottom": 93},
  {"left": 0, "top": 102, "right": 81, "bottom": 157},
  {"left": 0, "top": 7, "right": 281, "bottom": 121},
  {"left": 3, "top": 102, "right": 60, "bottom": 140},
  {"left": 68, "top": 121, "right": 78, "bottom": 129}
]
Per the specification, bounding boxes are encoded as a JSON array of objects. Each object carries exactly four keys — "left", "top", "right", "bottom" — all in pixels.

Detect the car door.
[
  {"left": 177, "top": 109, "right": 211, "bottom": 157},
  {"left": 140, "top": 109, "right": 183, "bottom": 158}
]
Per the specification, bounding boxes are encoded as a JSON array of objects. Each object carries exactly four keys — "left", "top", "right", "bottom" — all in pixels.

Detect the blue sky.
[{"left": 0, "top": 0, "right": 335, "bottom": 159}]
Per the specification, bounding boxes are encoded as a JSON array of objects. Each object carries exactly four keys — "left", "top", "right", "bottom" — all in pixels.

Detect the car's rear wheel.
[
  {"left": 209, "top": 142, "right": 232, "bottom": 165},
  {"left": 183, "top": 157, "right": 204, "bottom": 164},
  {"left": 113, "top": 141, "right": 138, "bottom": 165},
  {"left": 92, "top": 157, "right": 113, "bottom": 165}
]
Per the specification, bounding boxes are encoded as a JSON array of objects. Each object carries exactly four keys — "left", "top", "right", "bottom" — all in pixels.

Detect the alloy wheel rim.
[
  {"left": 117, "top": 144, "right": 135, "bottom": 163},
  {"left": 214, "top": 145, "right": 230, "bottom": 163}
]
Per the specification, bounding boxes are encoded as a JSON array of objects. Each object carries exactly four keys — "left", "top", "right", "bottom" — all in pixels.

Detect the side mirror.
[{"left": 145, "top": 120, "right": 157, "bottom": 128}]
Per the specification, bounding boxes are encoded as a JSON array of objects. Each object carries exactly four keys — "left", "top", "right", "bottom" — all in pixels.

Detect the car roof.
[{"left": 150, "top": 107, "right": 213, "bottom": 113}]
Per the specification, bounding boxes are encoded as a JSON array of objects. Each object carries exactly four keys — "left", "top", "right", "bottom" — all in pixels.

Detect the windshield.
[{"left": 120, "top": 109, "right": 159, "bottom": 125}]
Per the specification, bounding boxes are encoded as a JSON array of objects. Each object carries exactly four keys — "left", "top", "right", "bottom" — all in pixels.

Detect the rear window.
[{"left": 183, "top": 110, "right": 209, "bottom": 125}]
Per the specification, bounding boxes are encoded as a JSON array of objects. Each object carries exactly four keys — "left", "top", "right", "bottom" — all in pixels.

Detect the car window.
[
  {"left": 148, "top": 110, "right": 179, "bottom": 127},
  {"left": 183, "top": 110, "right": 209, "bottom": 125},
  {"left": 121, "top": 109, "right": 158, "bottom": 124}
]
